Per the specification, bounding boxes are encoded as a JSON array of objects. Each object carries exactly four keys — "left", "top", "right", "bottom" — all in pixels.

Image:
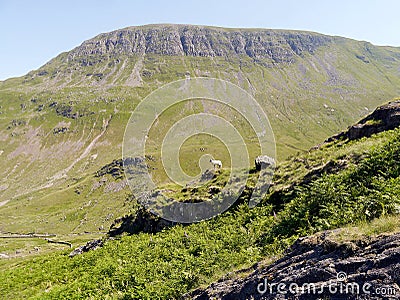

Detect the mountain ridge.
[
  {"left": 19, "top": 24, "right": 398, "bottom": 88},
  {"left": 64, "top": 24, "right": 332, "bottom": 59},
  {"left": 1, "top": 24, "right": 399, "bottom": 87},
  {"left": 37, "top": 24, "right": 400, "bottom": 65}
]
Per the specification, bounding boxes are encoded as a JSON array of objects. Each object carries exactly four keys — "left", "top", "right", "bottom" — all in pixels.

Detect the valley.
[{"left": 0, "top": 24, "right": 399, "bottom": 299}]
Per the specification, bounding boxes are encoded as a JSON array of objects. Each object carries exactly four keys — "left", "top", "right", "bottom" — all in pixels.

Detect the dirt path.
[
  {"left": 0, "top": 200, "right": 9, "bottom": 207},
  {"left": 3, "top": 115, "right": 112, "bottom": 205}
]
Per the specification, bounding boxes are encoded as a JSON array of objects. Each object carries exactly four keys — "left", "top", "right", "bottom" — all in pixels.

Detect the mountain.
[
  {"left": 1, "top": 24, "right": 400, "bottom": 294},
  {"left": 1, "top": 23, "right": 400, "bottom": 256},
  {"left": 1, "top": 23, "right": 400, "bottom": 245}
]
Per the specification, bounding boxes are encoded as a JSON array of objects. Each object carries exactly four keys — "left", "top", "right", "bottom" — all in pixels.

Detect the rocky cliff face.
[{"left": 65, "top": 24, "right": 332, "bottom": 64}]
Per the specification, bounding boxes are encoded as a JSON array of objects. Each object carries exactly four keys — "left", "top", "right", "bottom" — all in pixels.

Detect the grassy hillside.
[
  {"left": 1, "top": 26, "right": 400, "bottom": 247},
  {"left": 1, "top": 25, "right": 400, "bottom": 298},
  {"left": 1, "top": 102, "right": 400, "bottom": 298}
]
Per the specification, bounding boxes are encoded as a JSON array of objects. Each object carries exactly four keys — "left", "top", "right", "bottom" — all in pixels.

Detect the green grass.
[
  {"left": 333, "top": 215, "right": 400, "bottom": 243},
  {"left": 1, "top": 26, "right": 400, "bottom": 298},
  {"left": 1, "top": 50, "right": 399, "bottom": 243},
  {"left": 1, "top": 125, "right": 400, "bottom": 299}
]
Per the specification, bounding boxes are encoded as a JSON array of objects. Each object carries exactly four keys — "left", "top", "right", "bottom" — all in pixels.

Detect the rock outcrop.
[
  {"left": 69, "top": 239, "right": 103, "bottom": 257},
  {"left": 108, "top": 207, "right": 175, "bottom": 236},
  {"left": 327, "top": 100, "right": 400, "bottom": 142},
  {"left": 255, "top": 155, "right": 275, "bottom": 171},
  {"left": 185, "top": 231, "right": 400, "bottom": 300}
]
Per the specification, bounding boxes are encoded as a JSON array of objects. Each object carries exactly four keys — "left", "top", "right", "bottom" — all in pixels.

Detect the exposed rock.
[
  {"left": 48, "top": 101, "right": 58, "bottom": 108},
  {"left": 7, "top": 119, "right": 26, "bottom": 129},
  {"left": 108, "top": 207, "right": 174, "bottom": 236},
  {"left": 69, "top": 239, "right": 103, "bottom": 257},
  {"left": 255, "top": 155, "right": 275, "bottom": 171},
  {"left": 95, "top": 159, "right": 124, "bottom": 179},
  {"left": 61, "top": 25, "right": 332, "bottom": 65},
  {"left": 53, "top": 127, "right": 68, "bottom": 135},
  {"left": 95, "top": 157, "right": 148, "bottom": 181},
  {"left": 185, "top": 231, "right": 400, "bottom": 299},
  {"left": 356, "top": 54, "right": 370, "bottom": 63},
  {"left": 208, "top": 186, "right": 221, "bottom": 195},
  {"left": 326, "top": 100, "right": 400, "bottom": 142},
  {"left": 37, "top": 70, "right": 48, "bottom": 76},
  {"left": 200, "top": 169, "right": 217, "bottom": 182},
  {"left": 55, "top": 104, "right": 81, "bottom": 119}
]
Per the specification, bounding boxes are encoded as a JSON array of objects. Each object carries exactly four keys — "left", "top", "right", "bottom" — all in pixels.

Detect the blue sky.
[{"left": 0, "top": 0, "right": 399, "bottom": 80}]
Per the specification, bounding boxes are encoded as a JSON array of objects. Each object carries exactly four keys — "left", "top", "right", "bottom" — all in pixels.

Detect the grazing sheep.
[{"left": 210, "top": 159, "right": 222, "bottom": 169}]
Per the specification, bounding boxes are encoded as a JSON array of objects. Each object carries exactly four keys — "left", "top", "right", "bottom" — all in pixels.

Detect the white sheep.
[{"left": 210, "top": 159, "right": 222, "bottom": 169}]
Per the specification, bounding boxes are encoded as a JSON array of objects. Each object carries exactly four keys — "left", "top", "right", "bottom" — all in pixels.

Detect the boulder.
[
  {"left": 255, "top": 155, "right": 275, "bottom": 171},
  {"left": 69, "top": 239, "right": 103, "bottom": 257}
]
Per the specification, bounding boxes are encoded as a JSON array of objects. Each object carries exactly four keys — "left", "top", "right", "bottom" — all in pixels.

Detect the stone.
[
  {"left": 326, "top": 100, "right": 400, "bottom": 142},
  {"left": 64, "top": 25, "right": 332, "bottom": 65},
  {"left": 185, "top": 232, "right": 400, "bottom": 299},
  {"left": 255, "top": 155, "right": 275, "bottom": 171},
  {"left": 69, "top": 239, "right": 103, "bottom": 257}
]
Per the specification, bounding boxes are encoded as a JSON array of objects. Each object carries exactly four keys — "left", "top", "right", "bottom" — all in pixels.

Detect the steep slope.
[
  {"left": 1, "top": 24, "right": 400, "bottom": 253},
  {"left": 1, "top": 99, "right": 400, "bottom": 299}
]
